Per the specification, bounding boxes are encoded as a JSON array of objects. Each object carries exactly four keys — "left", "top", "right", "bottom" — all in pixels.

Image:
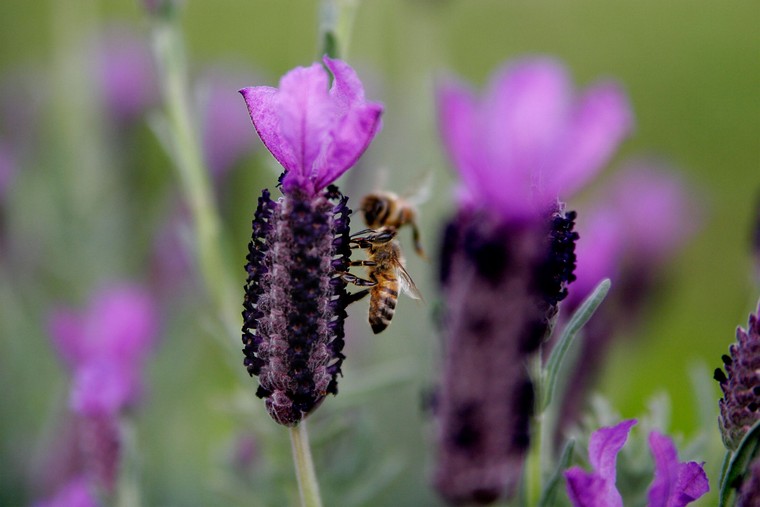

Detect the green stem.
[
  {"left": 290, "top": 422, "right": 323, "bottom": 507},
  {"left": 526, "top": 353, "right": 544, "bottom": 507},
  {"left": 150, "top": 15, "right": 240, "bottom": 342}
]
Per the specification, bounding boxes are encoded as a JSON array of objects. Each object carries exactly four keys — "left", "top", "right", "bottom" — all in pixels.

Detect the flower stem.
[
  {"left": 149, "top": 13, "right": 239, "bottom": 342},
  {"left": 526, "top": 353, "right": 545, "bottom": 506},
  {"left": 290, "top": 422, "right": 323, "bottom": 507}
]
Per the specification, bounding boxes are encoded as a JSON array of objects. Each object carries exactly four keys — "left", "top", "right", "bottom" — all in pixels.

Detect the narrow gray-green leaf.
[
  {"left": 719, "top": 418, "right": 760, "bottom": 507},
  {"left": 538, "top": 440, "right": 575, "bottom": 507},
  {"left": 542, "top": 279, "right": 611, "bottom": 411}
]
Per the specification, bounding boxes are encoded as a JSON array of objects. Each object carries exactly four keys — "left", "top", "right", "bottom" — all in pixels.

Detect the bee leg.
[
  {"left": 411, "top": 223, "right": 427, "bottom": 259},
  {"left": 349, "top": 260, "right": 377, "bottom": 267},
  {"left": 349, "top": 228, "right": 375, "bottom": 238},
  {"left": 339, "top": 272, "right": 376, "bottom": 287},
  {"left": 344, "top": 289, "right": 370, "bottom": 306}
]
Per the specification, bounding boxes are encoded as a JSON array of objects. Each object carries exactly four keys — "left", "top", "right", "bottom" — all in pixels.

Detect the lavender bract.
[
  {"left": 240, "top": 56, "right": 382, "bottom": 426},
  {"left": 715, "top": 302, "right": 760, "bottom": 450},
  {"left": 433, "top": 57, "right": 631, "bottom": 504},
  {"left": 564, "top": 420, "right": 709, "bottom": 507}
]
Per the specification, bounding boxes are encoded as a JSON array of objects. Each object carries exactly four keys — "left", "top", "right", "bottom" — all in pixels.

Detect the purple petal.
[
  {"left": 482, "top": 59, "right": 570, "bottom": 209},
  {"left": 240, "top": 59, "right": 382, "bottom": 196},
  {"left": 566, "top": 213, "right": 624, "bottom": 308},
  {"left": 589, "top": 419, "right": 637, "bottom": 482},
  {"left": 276, "top": 62, "right": 333, "bottom": 194},
  {"left": 34, "top": 476, "right": 99, "bottom": 507},
  {"left": 647, "top": 431, "right": 709, "bottom": 507},
  {"left": 311, "top": 57, "right": 383, "bottom": 190},
  {"left": 565, "top": 466, "right": 622, "bottom": 507},
  {"left": 87, "top": 284, "right": 158, "bottom": 363},
  {"left": 604, "top": 162, "right": 698, "bottom": 262},
  {"left": 547, "top": 81, "right": 633, "bottom": 200},
  {"left": 436, "top": 78, "right": 481, "bottom": 205},
  {"left": 70, "top": 362, "right": 139, "bottom": 416},
  {"left": 240, "top": 85, "right": 299, "bottom": 176}
]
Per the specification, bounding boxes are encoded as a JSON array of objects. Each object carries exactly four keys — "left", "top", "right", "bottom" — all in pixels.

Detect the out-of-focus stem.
[
  {"left": 319, "top": 0, "right": 360, "bottom": 59},
  {"left": 290, "top": 423, "right": 323, "bottom": 507},
  {"left": 150, "top": 16, "right": 239, "bottom": 342},
  {"left": 115, "top": 418, "right": 141, "bottom": 507}
]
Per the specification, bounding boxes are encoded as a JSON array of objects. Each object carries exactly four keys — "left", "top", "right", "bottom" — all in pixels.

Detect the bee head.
[{"left": 360, "top": 193, "right": 390, "bottom": 228}]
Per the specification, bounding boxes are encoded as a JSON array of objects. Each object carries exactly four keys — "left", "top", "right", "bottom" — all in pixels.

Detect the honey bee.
[
  {"left": 360, "top": 191, "right": 426, "bottom": 259},
  {"left": 342, "top": 227, "right": 422, "bottom": 334}
]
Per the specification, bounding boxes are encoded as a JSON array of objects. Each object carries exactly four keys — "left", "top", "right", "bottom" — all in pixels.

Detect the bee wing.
[
  {"left": 396, "top": 263, "right": 423, "bottom": 301},
  {"left": 402, "top": 168, "right": 434, "bottom": 208}
]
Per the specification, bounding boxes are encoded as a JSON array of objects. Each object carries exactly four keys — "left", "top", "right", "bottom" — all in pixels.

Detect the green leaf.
[
  {"left": 538, "top": 440, "right": 575, "bottom": 507},
  {"left": 542, "top": 279, "right": 611, "bottom": 411},
  {"left": 718, "top": 418, "right": 760, "bottom": 507}
]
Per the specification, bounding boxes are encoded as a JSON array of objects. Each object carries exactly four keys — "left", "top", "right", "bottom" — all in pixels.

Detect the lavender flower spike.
[
  {"left": 714, "top": 302, "right": 760, "bottom": 450},
  {"left": 565, "top": 421, "right": 709, "bottom": 507},
  {"left": 433, "top": 57, "right": 631, "bottom": 504},
  {"left": 240, "top": 57, "right": 382, "bottom": 426}
]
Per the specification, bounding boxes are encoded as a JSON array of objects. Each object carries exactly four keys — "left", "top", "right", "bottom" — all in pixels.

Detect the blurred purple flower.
[
  {"left": 557, "top": 163, "right": 698, "bottom": 441},
  {"left": 96, "top": 26, "right": 158, "bottom": 123},
  {"left": 34, "top": 476, "right": 98, "bottom": 507},
  {"left": 714, "top": 302, "right": 760, "bottom": 450},
  {"left": 432, "top": 57, "right": 632, "bottom": 504},
  {"left": 200, "top": 69, "right": 261, "bottom": 178},
  {"left": 437, "top": 57, "right": 632, "bottom": 221},
  {"left": 49, "top": 283, "right": 159, "bottom": 416},
  {"left": 240, "top": 56, "right": 383, "bottom": 198},
  {"left": 0, "top": 141, "right": 16, "bottom": 202},
  {"left": 239, "top": 57, "right": 382, "bottom": 426},
  {"left": 569, "top": 162, "right": 698, "bottom": 307},
  {"left": 565, "top": 420, "right": 709, "bottom": 507}
]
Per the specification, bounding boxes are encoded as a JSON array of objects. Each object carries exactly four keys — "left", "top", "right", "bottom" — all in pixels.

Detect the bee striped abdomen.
[{"left": 369, "top": 279, "right": 398, "bottom": 334}]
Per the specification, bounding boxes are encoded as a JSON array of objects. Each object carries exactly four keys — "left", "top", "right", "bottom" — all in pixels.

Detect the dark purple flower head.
[
  {"left": 715, "top": 302, "right": 760, "bottom": 450},
  {"left": 49, "top": 283, "right": 159, "bottom": 417},
  {"left": 437, "top": 58, "right": 632, "bottom": 222},
  {"left": 200, "top": 68, "right": 261, "bottom": 178},
  {"left": 240, "top": 56, "right": 383, "bottom": 198},
  {"left": 96, "top": 26, "right": 158, "bottom": 123},
  {"left": 432, "top": 58, "right": 631, "bottom": 504},
  {"left": 565, "top": 420, "right": 709, "bottom": 507},
  {"left": 240, "top": 58, "right": 382, "bottom": 426}
]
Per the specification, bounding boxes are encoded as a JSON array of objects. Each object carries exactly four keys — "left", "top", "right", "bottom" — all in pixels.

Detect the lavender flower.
[
  {"left": 96, "top": 26, "right": 158, "bottom": 124},
  {"left": 239, "top": 56, "right": 382, "bottom": 426},
  {"left": 714, "top": 302, "right": 760, "bottom": 450},
  {"left": 433, "top": 58, "right": 631, "bottom": 504},
  {"left": 557, "top": 164, "right": 697, "bottom": 436},
  {"left": 48, "top": 283, "right": 158, "bottom": 491},
  {"left": 200, "top": 68, "right": 260, "bottom": 178},
  {"left": 564, "top": 419, "right": 709, "bottom": 507},
  {"left": 0, "top": 140, "right": 15, "bottom": 203},
  {"left": 34, "top": 476, "right": 99, "bottom": 507}
]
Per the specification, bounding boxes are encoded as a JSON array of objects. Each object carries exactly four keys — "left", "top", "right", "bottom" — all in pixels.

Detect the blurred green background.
[{"left": 0, "top": 0, "right": 757, "bottom": 505}]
